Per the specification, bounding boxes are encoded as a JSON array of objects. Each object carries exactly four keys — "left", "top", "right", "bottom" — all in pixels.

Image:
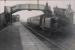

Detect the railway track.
[{"left": 21, "top": 22, "right": 67, "bottom": 50}]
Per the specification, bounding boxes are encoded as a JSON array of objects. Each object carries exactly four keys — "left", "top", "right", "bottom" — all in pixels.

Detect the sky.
[{"left": 0, "top": 0, "right": 75, "bottom": 23}]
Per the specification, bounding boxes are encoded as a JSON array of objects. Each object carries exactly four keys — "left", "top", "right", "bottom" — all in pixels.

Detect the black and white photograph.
[{"left": 0, "top": 0, "right": 75, "bottom": 50}]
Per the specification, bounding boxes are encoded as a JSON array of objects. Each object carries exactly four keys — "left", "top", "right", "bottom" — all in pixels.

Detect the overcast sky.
[{"left": 0, "top": 0, "right": 75, "bottom": 23}]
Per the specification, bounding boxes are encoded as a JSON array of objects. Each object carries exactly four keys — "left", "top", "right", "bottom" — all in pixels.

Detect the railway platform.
[{"left": 0, "top": 22, "right": 50, "bottom": 50}]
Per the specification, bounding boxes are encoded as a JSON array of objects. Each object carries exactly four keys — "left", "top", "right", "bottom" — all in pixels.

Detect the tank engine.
[{"left": 27, "top": 15, "right": 57, "bottom": 30}]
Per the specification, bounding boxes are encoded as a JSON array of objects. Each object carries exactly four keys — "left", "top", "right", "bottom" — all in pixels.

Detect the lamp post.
[
  {"left": 4, "top": 0, "right": 7, "bottom": 25},
  {"left": 4, "top": 0, "right": 12, "bottom": 24}
]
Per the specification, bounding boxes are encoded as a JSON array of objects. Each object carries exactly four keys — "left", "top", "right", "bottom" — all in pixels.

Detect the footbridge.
[
  {"left": 11, "top": 4, "right": 45, "bottom": 13},
  {"left": 5, "top": 3, "right": 52, "bottom": 16}
]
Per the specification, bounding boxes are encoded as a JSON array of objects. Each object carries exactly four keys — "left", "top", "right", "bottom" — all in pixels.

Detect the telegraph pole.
[
  {"left": 4, "top": 0, "right": 6, "bottom": 5},
  {"left": 28, "top": 0, "right": 31, "bottom": 10},
  {"left": 4, "top": 0, "right": 6, "bottom": 13},
  {"left": 37, "top": 0, "right": 39, "bottom": 9}
]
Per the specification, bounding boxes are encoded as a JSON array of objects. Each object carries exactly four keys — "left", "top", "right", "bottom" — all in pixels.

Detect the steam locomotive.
[
  {"left": 27, "top": 15, "right": 58, "bottom": 30},
  {"left": 27, "top": 14, "right": 70, "bottom": 35}
]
